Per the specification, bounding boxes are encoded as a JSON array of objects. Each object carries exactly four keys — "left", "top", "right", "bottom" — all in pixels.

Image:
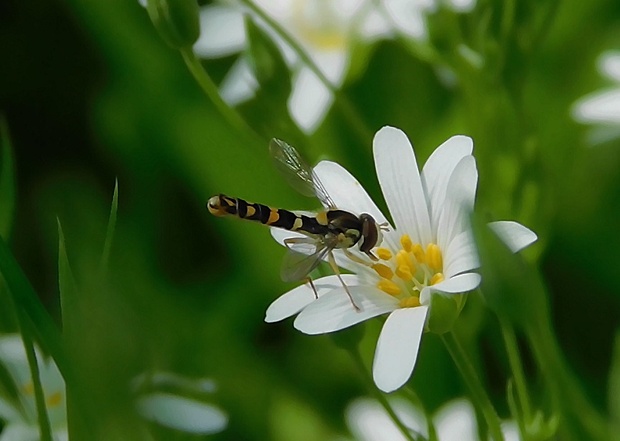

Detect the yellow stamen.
[
  {"left": 376, "top": 247, "right": 393, "bottom": 260},
  {"left": 396, "top": 250, "right": 415, "bottom": 272},
  {"left": 395, "top": 264, "right": 413, "bottom": 281},
  {"left": 372, "top": 263, "right": 394, "bottom": 280},
  {"left": 377, "top": 279, "right": 401, "bottom": 296},
  {"left": 412, "top": 244, "right": 425, "bottom": 263},
  {"left": 22, "top": 382, "right": 34, "bottom": 395},
  {"left": 426, "top": 243, "right": 443, "bottom": 271},
  {"left": 430, "top": 273, "right": 445, "bottom": 285},
  {"left": 46, "top": 391, "right": 63, "bottom": 408},
  {"left": 400, "top": 234, "right": 413, "bottom": 252},
  {"left": 399, "top": 297, "right": 421, "bottom": 308}
]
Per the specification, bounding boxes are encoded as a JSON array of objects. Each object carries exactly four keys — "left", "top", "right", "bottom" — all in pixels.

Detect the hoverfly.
[{"left": 207, "top": 139, "right": 385, "bottom": 311}]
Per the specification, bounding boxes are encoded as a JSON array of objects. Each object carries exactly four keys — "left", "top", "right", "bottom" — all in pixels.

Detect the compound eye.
[{"left": 359, "top": 214, "right": 380, "bottom": 253}]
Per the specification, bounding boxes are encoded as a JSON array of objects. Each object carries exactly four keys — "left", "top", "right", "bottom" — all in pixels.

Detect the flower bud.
[
  {"left": 426, "top": 292, "right": 465, "bottom": 335},
  {"left": 146, "top": 0, "right": 200, "bottom": 49}
]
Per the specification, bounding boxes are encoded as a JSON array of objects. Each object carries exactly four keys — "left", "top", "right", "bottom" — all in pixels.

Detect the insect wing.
[
  {"left": 280, "top": 239, "right": 330, "bottom": 282},
  {"left": 269, "top": 138, "right": 336, "bottom": 208}
]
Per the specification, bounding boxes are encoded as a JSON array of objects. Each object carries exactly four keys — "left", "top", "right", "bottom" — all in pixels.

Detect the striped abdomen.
[{"left": 206, "top": 194, "right": 329, "bottom": 235}]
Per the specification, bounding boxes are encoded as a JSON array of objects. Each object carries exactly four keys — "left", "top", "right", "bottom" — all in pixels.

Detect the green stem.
[
  {"left": 180, "top": 48, "right": 263, "bottom": 142},
  {"left": 441, "top": 332, "right": 504, "bottom": 441},
  {"left": 349, "top": 347, "right": 418, "bottom": 441},
  {"left": 238, "top": 0, "right": 373, "bottom": 144},
  {"left": 402, "top": 386, "right": 438, "bottom": 441},
  {"left": 499, "top": 319, "right": 532, "bottom": 423},
  {"left": 527, "top": 320, "right": 609, "bottom": 440},
  {"left": 19, "top": 316, "right": 54, "bottom": 441}
]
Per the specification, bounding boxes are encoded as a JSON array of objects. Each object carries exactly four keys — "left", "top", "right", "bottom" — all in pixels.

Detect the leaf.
[
  {"left": 99, "top": 180, "right": 118, "bottom": 276},
  {"left": 0, "top": 116, "right": 16, "bottom": 241},
  {"left": 472, "top": 215, "right": 548, "bottom": 329},
  {"left": 57, "top": 219, "right": 80, "bottom": 341},
  {"left": 609, "top": 331, "right": 620, "bottom": 440}
]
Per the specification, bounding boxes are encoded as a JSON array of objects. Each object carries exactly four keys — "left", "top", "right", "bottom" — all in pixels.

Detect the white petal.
[
  {"left": 309, "top": 49, "right": 349, "bottom": 86},
  {"left": 436, "top": 155, "right": 477, "bottom": 253},
  {"left": 373, "top": 126, "right": 432, "bottom": 245},
  {"left": 219, "top": 57, "right": 258, "bottom": 106},
  {"left": 421, "top": 136, "right": 473, "bottom": 232},
  {"left": 373, "top": 306, "right": 428, "bottom": 392},
  {"left": 433, "top": 399, "right": 478, "bottom": 441},
  {"left": 288, "top": 67, "right": 334, "bottom": 133},
  {"left": 598, "top": 51, "right": 620, "bottom": 82},
  {"left": 488, "top": 221, "right": 537, "bottom": 253},
  {"left": 313, "top": 161, "right": 389, "bottom": 224},
  {"left": 383, "top": 0, "right": 434, "bottom": 39},
  {"left": 572, "top": 89, "right": 620, "bottom": 124},
  {"left": 420, "top": 272, "right": 480, "bottom": 304},
  {"left": 443, "top": 230, "right": 479, "bottom": 278},
  {"left": 447, "top": 0, "right": 477, "bottom": 13},
  {"left": 0, "top": 425, "right": 40, "bottom": 441},
  {"left": 359, "top": 8, "right": 393, "bottom": 40},
  {"left": 265, "top": 274, "right": 361, "bottom": 322},
  {"left": 194, "top": 5, "right": 246, "bottom": 58},
  {"left": 294, "top": 286, "right": 398, "bottom": 334},
  {"left": 137, "top": 393, "right": 227, "bottom": 434},
  {"left": 346, "top": 397, "right": 427, "bottom": 441}
]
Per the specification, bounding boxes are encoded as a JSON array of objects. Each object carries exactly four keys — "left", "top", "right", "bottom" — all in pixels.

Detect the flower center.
[
  {"left": 372, "top": 234, "right": 444, "bottom": 308},
  {"left": 291, "top": 0, "right": 349, "bottom": 50}
]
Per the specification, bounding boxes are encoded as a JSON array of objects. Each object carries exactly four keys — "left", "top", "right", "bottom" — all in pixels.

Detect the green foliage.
[{"left": 1, "top": 0, "right": 620, "bottom": 439}]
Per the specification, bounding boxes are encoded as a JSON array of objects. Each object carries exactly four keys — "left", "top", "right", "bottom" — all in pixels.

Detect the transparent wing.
[
  {"left": 269, "top": 138, "right": 336, "bottom": 208},
  {"left": 280, "top": 238, "right": 331, "bottom": 282}
]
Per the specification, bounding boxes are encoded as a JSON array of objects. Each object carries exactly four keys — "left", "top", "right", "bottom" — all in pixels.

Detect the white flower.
[
  {"left": 194, "top": 0, "right": 392, "bottom": 132},
  {"left": 266, "top": 126, "right": 537, "bottom": 392},
  {"left": 132, "top": 371, "right": 228, "bottom": 435},
  {"left": 572, "top": 51, "right": 620, "bottom": 143},
  {"left": 0, "top": 335, "right": 67, "bottom": 441},
  {"left": 344, "top": 396, "right": 519, "bottom": 441}
]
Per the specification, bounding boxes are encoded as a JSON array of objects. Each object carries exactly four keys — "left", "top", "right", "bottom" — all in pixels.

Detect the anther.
[
  {"left": 376, "top": 248, "right": 393, "bottom": 260},
  {"left": 400, "top": 234, "right": 413, "bottom": 253},
  {"left": 426, "top": 243, "right": 443, "bottom": 271},
  {"left": 377, "top": 279, "right": 402, "bottom": 296},
  {"left": 399, "top": 296, "right": 421, "bottom": 308},
  {"left": 372, "top": 263, "right": 394, "bottom": 280},
  {"left": 395, "top": 265, "right": 413, "bottom": 281},
  {"left": 412, "top": 244, "right": 425, "bottom": 263},
  {"left": 396, "top": 250, "right": 415, "bottom": 273},
  {"left": 430, "top": 273, "right": 445, "bottom": 285},
  {"left": 47, "top": 391, "right": 63, "bottom": 407}
]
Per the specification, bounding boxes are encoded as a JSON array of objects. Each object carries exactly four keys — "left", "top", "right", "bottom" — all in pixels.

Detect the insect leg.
[
  {"left": 327, "top": 251, "right": 361, "bottom": 312},
  {"left": 343, "top": 248, "right": 376, "bottom": 266},
  {"left": 305, "top": 277, "right": 319, "bottom": 299}
]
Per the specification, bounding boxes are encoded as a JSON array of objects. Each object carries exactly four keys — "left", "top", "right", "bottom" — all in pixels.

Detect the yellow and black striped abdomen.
[{"left": 207, "top": 194, "right": 328, "bottom": 234}]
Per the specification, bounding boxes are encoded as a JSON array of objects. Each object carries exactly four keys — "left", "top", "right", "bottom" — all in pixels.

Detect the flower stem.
[
  {"left": 499, "top": 319, "right": 532, "bottom": 424},
  {"left": 527, "top": 319, "right": 609, "bottom": 440},
  {"left": 237, "top": 0, "right": 373, "bottom": 144},
  {"left": 348, "top": 347, "right": 417, "bottom": 441},
  {"left": 179, "top": 48, "right": 262, "bottom": 142},
  {"left": 20, "top": 316, "right": 54, "bottom": 441},
  {"left": 441, "top": 332, "right": 504, "bottom": 441}
]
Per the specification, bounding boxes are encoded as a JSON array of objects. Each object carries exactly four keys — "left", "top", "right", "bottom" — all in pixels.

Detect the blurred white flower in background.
[
  {"left": 0, "top": 335, "right": 67, "bottom": 441},
  {"left": 132, "top": 371, "right": 228, "bottom": 435},
  {"left": 195, "top": 0, "right": 391, "bottom": 133},
  {"left": 572, "top": 51, "right": 620, "bottom": 144},
  {"left": 343, "top": 396, "right": 519, "bottom": 441}
]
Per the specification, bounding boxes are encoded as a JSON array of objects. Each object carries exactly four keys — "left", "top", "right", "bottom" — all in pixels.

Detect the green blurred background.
[{"left": 1, "top": 0, "right": 620, "bottom": 439}]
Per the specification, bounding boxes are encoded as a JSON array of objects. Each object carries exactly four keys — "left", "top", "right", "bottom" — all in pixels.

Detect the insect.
[{"left": 206, "top": 139, "right": 386, "bottom": 311}]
